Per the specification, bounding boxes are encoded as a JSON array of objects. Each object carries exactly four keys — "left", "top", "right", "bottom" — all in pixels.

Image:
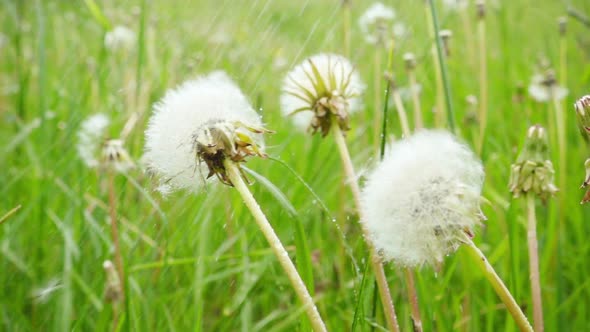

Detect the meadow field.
[{"left": 1, "top": 0, "right": 590, "bottom": 331}]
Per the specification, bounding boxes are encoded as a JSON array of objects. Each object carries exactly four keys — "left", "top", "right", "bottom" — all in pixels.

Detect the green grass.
[{"left": 2, "top": 0, "right": 590, "bottom": 331}]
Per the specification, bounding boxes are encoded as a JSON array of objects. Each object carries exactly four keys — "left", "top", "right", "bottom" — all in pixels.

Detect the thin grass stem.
[
  {"left": 223, "top": 160, "right": 327, "bottom": 332},
  {"left": 527, "top": 195, "right": 544, "bottom": 332},
  {"left": 425, "top": 1, "right": 445, "bottom": 128},
  {"left": 331, "top": 122, "right": 400, "bottom": 332},
  {"left": 107, "top": 172, "right": 126, "bottom": 328},
  {"left": 462, "top": 234, "right": 533, "bottom": 332},
  {"left": 476, "top": 12, "right": 488, "bottom": 154}
]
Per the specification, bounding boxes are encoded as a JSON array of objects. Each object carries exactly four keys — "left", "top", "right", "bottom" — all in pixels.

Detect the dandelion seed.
[
  {"left": 359, "top": 2, "right": 407, "bottom": 46},
  {"left": 144, "top": 71, "right": 271, "bottom": 193},
  {"left": 104, "top": 25, "right": 135, "bottom": 51},
  {"left": 77, "top": 113, "right": 110, "bottom": 168},
  {"left": 361, "top": 130, "right": 485, "bottom": 267},
  {"left": 280, "top": 53, "right": 364, "bottom": 136},
  {"left": 31, "top": 278, "right": 62, "bottom": 304}
]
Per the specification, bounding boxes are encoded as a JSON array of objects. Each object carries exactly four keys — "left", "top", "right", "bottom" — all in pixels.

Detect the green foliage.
[{"left": 1, "top": 0, "right": 590, "bottom": 331}]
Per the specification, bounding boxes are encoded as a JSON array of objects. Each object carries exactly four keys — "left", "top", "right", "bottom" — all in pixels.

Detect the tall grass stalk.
[
  {"left": 222, "top": 160, "right": 327, "bottom": 332},
  {"left": 476, "top": 2, "right": 488, "bottom": 154},
  {"left": 342, "top": 0, "right": 351, "bottom": 58},
  {"left": 425, "top": 1, "right": 445, "bottom": 128},
  {"left": 406, "top": 61, "right": 424, "bottom": 129},
  {"left": 107, "top": 171, "right": 126, "bottom": 327},
  {"left": 373, "top": 50, "right": 383, "bottom": 151},
  {"left": 427, "top": 0, "right": 456, "bottom": 133},
  {"left": 462, "top": 234, "right": 533, "bottom": 332},
  {"left": 331, "top": 122, "right": 400, "bottom": 332},
  {"left": 552, "top": 89, "right": 566, "bottom": 222},
  {"left": 526, "top": 195, "right": 544, "bottom": 332},
  {"left": 392, "top": 87, "right": 411, "bottom": 137}
]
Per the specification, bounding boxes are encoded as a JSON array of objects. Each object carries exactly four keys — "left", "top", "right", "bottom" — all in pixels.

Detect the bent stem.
[
  {"left": 462, "top": 234, "right": 533, "bottom": 332},
  {"left": 527, "top": 195, "right": 544, "bottom": 332},
  {"left": 223, "top": 160, "right": 327, "bottom": 332},
  {"left": 331, "top": 122, "right": 400, "bottom": 332}
]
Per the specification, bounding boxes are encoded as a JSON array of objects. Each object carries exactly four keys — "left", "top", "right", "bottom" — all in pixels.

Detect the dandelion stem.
[
  {"left": 404, "top": 269, "right": 423, "bottom": 332},
  {"left": 476, "top": 11, "right": 488, "bottom": 155},
  {"left": 552, "top": 89, "right": 566, "bottom": 226},
  {"left": 223, "top": 160, "right": 327, "bottom": 332},
  {"left": 462, "top": 234, "right": 533, "bottom": 332},
  {"left": 331, "top": 122, "right": 400, "bottom": 332},
  {"left": 374, "top": 50, "right": 383, "bottom": 151},
  {"left": 428, "top": 0, "right": 456, "bottom": 133},
  {"left": 425, "top": 1, "right": 445, "bottom": 128},
  {"left": 392, "top": 89, "right": 411, "bottom": 137},
  {"left": 408, "top": 69, "right": 423, "bottom": 130},
  {"left": 526, "top": 195, "right": 544, "bottom": 332},
  {"left": 107, "top": 171, "right": 126, "bottom": 327}
]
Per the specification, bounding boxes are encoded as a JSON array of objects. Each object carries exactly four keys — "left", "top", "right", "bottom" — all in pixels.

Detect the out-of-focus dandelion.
[
  {"left": 102, "top": 139, "right": 135, "bottom": 172},
  {"left": 361, "top": 129, "right": 533, "bottom": 332},
  {"left": 104, "top": 25, "right": 135, "bottom": 51},
  {"left": 144, "top": 71, "right": 327, "bottom": 331},
  {"left": 528, "top": 70, "right": 568, "bottom": 103},
  {"left": 359, "top": 2, "right": 407, "bottom": 47},
  {"left": 77, "top": 113, "right": 110, "bottom": 168},
  {"left": 280, "top": 53, "right": 364, "bottom": 136},
  {"left": 442, "top": 0, "right": 469, "bottom": 11}
]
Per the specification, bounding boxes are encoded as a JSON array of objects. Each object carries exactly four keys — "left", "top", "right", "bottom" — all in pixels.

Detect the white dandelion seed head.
[
  {"left": 144, "top": 71, "right": 263, "bottom": 193},
  {"left": 280, "top": 53, "right": 364, "bottom": 132},
  {"left": 398, "top": 83, "right": 422, "bottom": 101},
  {"left": 442, "top": 0, "right": 469, "bottom": 11},
  {"left": 77, "top": 113, "right": 110, "bottom": 168},
  {"left": 528, "top": 73, "right": 568, "bottom": 103},
  {"left": 102, "top": 139, "right": 135, "bottom": 172},
  {"left": 361, "top": 130, "right": 485, "bottom": 268},
  {"left": 104, "top": 25, "right": 135, "bottom": 51},
  {"left": 359, "top": 2, "right": 406, "bottom": 45}
]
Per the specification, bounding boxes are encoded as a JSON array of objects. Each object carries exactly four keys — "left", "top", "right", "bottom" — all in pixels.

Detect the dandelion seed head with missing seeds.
[
  {"left": 361, "top": 130, "right": 485, "bottom": 268},
  {"left": 77, "top": 113, "right": 110, "bottom": 168},
  {"left": 144, "top": 71, "right": 269, "bottom": 194},
  {"left": 280, "top": 53, "right": 364, "bottom": 136},
  {"left": 104, "top": 25, "right": 135, "bottom": 51},
  {"left": 358, "top": 2, "right": 406, "bottom": 46}
]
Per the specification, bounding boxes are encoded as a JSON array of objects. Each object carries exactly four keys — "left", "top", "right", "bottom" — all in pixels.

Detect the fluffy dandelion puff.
[
  {"left": 528, "top": 73, "right": 568, "bottom": 102},
  {"left": 104, "top": 25, "right": 135, "bottom": 51},
  {"left": 102, "top": 139, "right": 135, "bottom": 172},
  {"left": 77, "top": 113, "right": 110, "bottom": 168},
  {"left": 361, "top": 130, "right": 485, "bottom": 267},
  {"left": 144, "top": 71, "right": 268, "bottom": 193},
  {"left": 359, "top": 2, "right": 406, "bottom": 45},
  {"left": 280, "top": 53, "right": 364, "bottom": 136}
]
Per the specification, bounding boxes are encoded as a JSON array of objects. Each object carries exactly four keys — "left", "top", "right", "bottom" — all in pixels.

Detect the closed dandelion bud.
[
  {"left": 439, "top": 29, "right": 453, "bottom": 57},
  {"left": 280, "top": 54, "right": 364, "bottom": 136},
  {"left": 476, "top": 0, "right": 486, "bottom": 20},
  {"left": 144, "top": 71, "right": 272, "bottom": 193},
  {"left": 103, "top": 260, "right": 122, "bottom": 303},
  {"left": 574, "top": 95, "right": 590, "bottom": 141},
  {"left": 558, "top": 16, "right": 567, "bottom": 36},
  {"left": 508, "top": 125, "right": 558, "bottom": 201},
  {"left": 361, "top": 130, "right": 485, "bottom": 267}
]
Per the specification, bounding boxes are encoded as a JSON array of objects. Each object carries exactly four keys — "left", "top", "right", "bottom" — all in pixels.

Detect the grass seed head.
[{"left": 360, "top": 130, "right": 485, "bottom": 268}]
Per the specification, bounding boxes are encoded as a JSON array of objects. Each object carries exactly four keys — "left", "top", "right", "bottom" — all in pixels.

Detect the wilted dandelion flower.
[
  {"left": 77, "top": 113, "right": 110, "bottom": 168},
  {"left": 280, "top": 53, "right": 364, "bottom": 136},
  {"left": 361, "top": 130, "right": 485, "bottom": 267},
  {"left": 104, "top": 25, "right": 135, "bottom": 51},
  {"left": 528, "top": 70, "right": 568, "bottom": 102},
  {"left": 144, "top": 71, "right": 271, "bottom": 193},
  {"left": 574, "top": 95, "right": 590, "bottom": 141},
  {"left": 359, "top": 2, "right": 407, "bottom": 46}
]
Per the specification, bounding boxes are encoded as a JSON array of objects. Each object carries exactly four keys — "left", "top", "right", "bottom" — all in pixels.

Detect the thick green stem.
[
  {"left": 224, "top": 160, "right": 327, "bottom": 332},
  {"left": 331, "top": 123, "right": 400, "bottom": 332},
  {"left": 463, "top": 235, "right": 533, "bottom": 332},
  {"left": 527, "top": 195, "right": 544, "bottom": 332}
]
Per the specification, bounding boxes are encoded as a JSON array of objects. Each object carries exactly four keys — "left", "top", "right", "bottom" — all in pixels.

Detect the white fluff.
[
  {"left": 280, "top": 53, "right": 364, "bottom": 130},
  {"left": 528, "top": 74, "right": 568, "bottom": 102},
  {"left": 361, "top": 130, "right": 484, "bottom": 267},
  {"left": 144, "top": 71, "right": 262, "bottom": 193},
  {"left": 104, "top": 25, "right": 135, "bottom": 51},
  {"left": 77, "top": 113, "right": 110, "bottom": 168},
  {"left": 358, "top": 2, "right": 406, "bottom": 45},
  {"left": 442, "top": 0, "right": 469, "bottom": 11}
]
